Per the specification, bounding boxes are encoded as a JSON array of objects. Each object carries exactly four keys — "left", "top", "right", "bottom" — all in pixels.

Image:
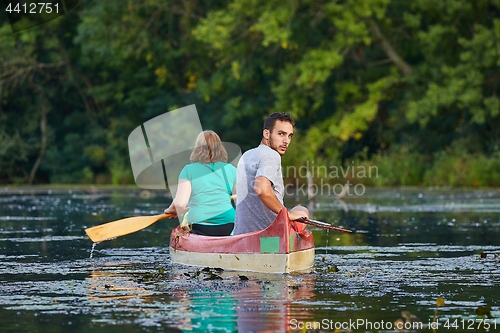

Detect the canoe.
[{"left": 169, "top": 208, "right": 315, "bottom": 273}]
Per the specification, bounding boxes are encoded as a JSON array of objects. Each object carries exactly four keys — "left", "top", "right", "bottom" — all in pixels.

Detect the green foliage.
[
  {"left": 334, "top": 75, "right": 399, "bottom": 141},
  {"left": 109, "top": 161, "right": 134, "bottom": 185},
  {"left": 346, "top": 144, "right": 500, "bottom": 187},
  {"left": 2, "top": 0, "right": 500, "bottom": 187},
  {"left": 406, "top": 1, "right": 500, "bottom": 129},
  {"left": 424, "top": 148, "right": 500, "bottom": 188},
  {"left": 354, "top": 146, "right": 426, "bottom": 187}
]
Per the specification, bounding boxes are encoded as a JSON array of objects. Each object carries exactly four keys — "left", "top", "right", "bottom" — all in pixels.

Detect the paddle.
[
  {"left": 86, "top": 193, "right": 236, "bottom": 243},
  {"left": 228, "top": 193, "right": 351, "bottom": 233},
  {"left": 296, "top": 217, "right": 352, "bottom": 233},
  {"left": 85, "top": 213, "right": 174, "bottom": 243}
]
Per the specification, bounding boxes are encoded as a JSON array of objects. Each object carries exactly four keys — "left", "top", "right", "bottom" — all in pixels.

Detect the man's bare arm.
[
  {"left": 254, "top": 176, "right": 283, "bottom": 214},
  {"left": 254, "top": 176, "right": 309, "bottom": 220}
]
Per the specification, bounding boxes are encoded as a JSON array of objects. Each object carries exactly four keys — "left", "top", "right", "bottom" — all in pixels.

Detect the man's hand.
[{"left": 288, "top": 205, "right": 309, "bottom": 221}]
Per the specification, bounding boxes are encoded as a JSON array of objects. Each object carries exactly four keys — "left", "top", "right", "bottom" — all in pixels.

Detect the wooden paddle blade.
[
  {"left": 297, "top": 218, "right": 353, "bottom": 233},
  {"left": 85, "top": 214, "right": 172, "bottom": 243}
]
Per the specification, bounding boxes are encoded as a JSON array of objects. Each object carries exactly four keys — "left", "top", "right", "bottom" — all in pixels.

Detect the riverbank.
[
  {"left": 0, "top": 184, "right": 160, "bottom": 196},
  {"left": 282, "top": 147, "right": 500, "bottom": 189}
]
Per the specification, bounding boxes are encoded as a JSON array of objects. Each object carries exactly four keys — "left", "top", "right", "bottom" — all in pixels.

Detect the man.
[{"left": 233, "top": 112, "right": 309, "bottom": 235}]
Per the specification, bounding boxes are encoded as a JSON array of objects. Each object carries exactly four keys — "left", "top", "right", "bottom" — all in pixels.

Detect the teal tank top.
[{"left": 178, "top": 162, "right": 236, "bottom": 225}]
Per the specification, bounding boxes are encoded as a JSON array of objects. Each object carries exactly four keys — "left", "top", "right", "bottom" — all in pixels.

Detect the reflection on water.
[{"left": 0, "top": 187, "right": 499, "bottom": 332}]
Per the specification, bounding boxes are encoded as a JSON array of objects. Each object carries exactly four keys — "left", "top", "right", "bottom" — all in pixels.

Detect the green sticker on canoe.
[
  {"left": 260, "top": 236, "right": 280, "bottom": 253},
  {"left": 289, "top": 235, "right": 294, "bottom": 252}
]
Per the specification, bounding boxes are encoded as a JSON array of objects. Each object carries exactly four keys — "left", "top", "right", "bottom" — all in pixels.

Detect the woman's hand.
[
  {"left": 163, "top": 179, "right": 191, "bottom": 219},
  {"left": 163, "top": 206, "right": 178, "bottom": 218}
]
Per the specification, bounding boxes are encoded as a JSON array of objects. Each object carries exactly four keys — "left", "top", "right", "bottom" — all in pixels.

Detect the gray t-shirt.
[{"left": 233, "top": 144, "right": 284, "bottom": 235}]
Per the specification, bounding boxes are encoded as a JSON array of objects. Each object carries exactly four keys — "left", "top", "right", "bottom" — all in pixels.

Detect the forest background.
[{"left": 1, "top": 0, "right": 500, "bottom": 189}]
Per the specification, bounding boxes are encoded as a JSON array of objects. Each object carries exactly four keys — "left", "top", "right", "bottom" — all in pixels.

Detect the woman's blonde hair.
[{"left": 190, "top": 130, "right": 228, "bottom": 163}]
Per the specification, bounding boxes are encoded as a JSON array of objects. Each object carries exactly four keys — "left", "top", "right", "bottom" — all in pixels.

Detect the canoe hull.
[
  {"left": 169, "top": 208, "right": 315, "bottom": 273},
  {"left": 169, "top": 247, "right": 314, "bottom": 273}
]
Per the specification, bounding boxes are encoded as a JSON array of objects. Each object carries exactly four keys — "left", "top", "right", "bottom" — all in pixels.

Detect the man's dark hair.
[{"left": 263, "top": 112, "right": 295, "bottom": 132}]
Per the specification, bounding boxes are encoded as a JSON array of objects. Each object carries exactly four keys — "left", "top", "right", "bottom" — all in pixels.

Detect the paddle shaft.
[{"left": 297, "top": 217, "right": 353, "bottom": 233}]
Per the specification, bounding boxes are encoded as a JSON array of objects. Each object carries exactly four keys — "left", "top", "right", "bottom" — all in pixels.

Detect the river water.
[{"left": 0, "top": 187, "right": 499, "bottom": 332}]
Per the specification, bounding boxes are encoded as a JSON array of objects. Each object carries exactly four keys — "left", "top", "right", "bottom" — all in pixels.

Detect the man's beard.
[{"left": 269, "top": 136, "right": 285, "bottom": 156}]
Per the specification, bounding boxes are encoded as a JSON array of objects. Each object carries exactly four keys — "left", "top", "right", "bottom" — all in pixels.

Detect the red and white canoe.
[{"left": 169, "top": 208, "right": 315, "bottom": 273}]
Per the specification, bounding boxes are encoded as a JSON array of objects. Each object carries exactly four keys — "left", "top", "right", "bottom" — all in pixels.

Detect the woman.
[{"left": 164, "top": 130, "right": 236, "bottom": 236}]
